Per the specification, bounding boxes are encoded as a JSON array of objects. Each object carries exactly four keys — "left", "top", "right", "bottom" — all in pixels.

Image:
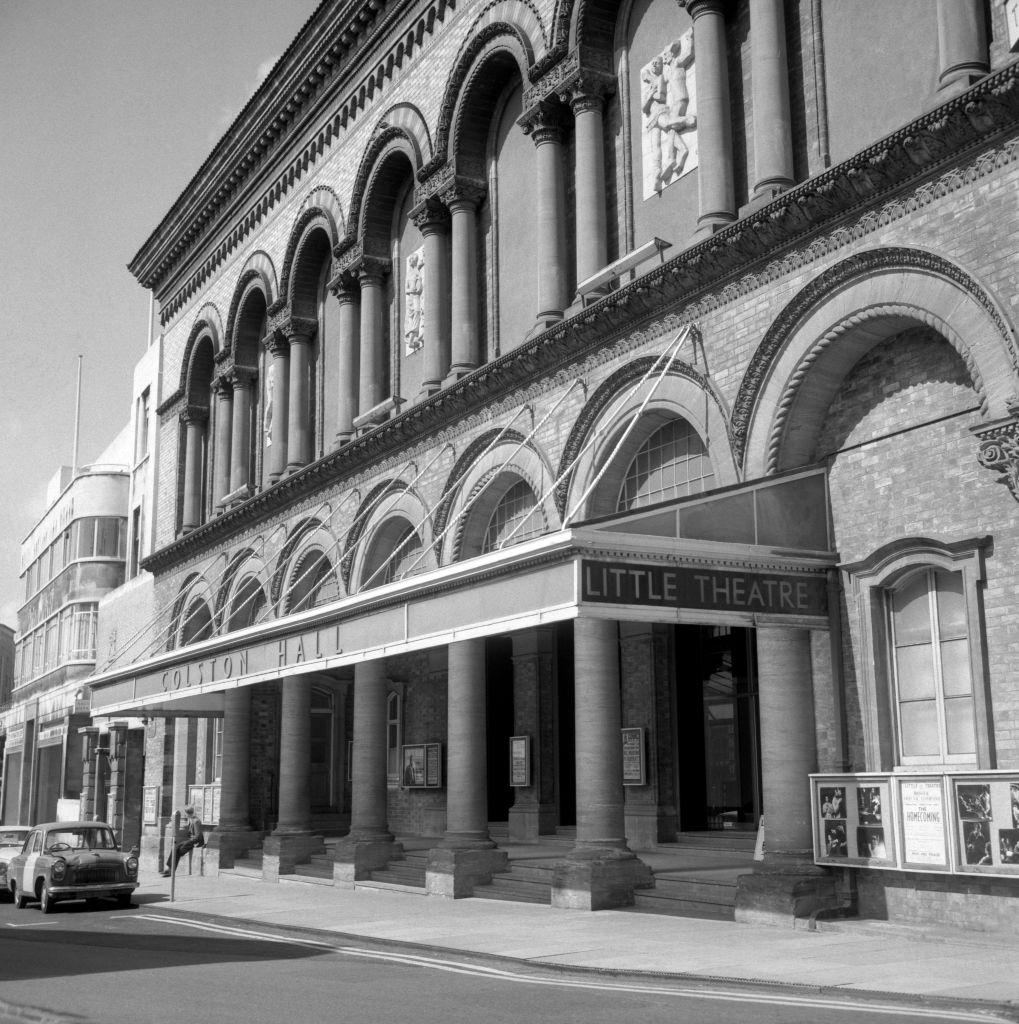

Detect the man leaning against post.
[{"left": 162, "top": 805, "right": 205, "bottom": 877}]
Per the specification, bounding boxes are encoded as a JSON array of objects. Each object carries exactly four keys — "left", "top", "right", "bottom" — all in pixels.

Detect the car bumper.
[{"left": 47, "top": 882, "right": 137, "bottom": 899}]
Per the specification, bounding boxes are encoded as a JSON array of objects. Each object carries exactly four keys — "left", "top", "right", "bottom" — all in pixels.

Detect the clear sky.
[{"left": 0, "top": 0, "right": 322, "bottom": 628}]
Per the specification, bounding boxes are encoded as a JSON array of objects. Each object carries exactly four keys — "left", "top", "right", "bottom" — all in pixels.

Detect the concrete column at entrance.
[
  {"left": 330, "top": 276, "right": 360, "bottom": 446},
  {"left": 333, "top": 660, "right": 402, "bottom": 885},
  {"left": 553, "top": 618, "right": 653, "bottom": 910},
  {"left": 211, "top": 375, "right": 233, "bottom": 510},
  {"left": 170, "top": 718, "right": 196, "bottom": 813},
  {"left": 179, "top": 407, "right": 208, "bottom": 533},
  {"left": 265, "top": 334, "right": 290, "bottom": 483},
  {"left": 734, "top": 626, "right": 834, "bottom": 925},
  {"left": 263, "top": 675, "right": 325, "bottom": 881},
  {"left": 508, "top": 628, "right": 557, "bottom": 842},
  {"left": 428, "top": 639, "right": 507, "bottom": 897},
  {"left": 285, "top": 325, "right": 315, "bottom": 474},
  {"left": 682, "top": 0, "right": 736, "bottom": 235},
  {"left": 227, "top": 367, "right": 255, "bottom": 498},
  {"left": 206, "top": 688, "right": 258, "bottom": 872},
  {"left": 749, "top": 0, "right": 794, "bottom": 205},
  {"left": 933, "top": 0, "right": 988, "bottom": 102},
  {"left": 522, "top": 106, "right": 569, "bottom": 328}
]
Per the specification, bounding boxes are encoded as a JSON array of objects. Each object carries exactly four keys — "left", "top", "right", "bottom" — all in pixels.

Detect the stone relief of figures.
[
  {"left": 264, "top": 359, "right": 274, "bottom": 446},
  {"left": 640, "top": 28, "right": 698, "bottom": 199},
  {"left": 404, "top": 247, "right": 424, "bottom": 355}
]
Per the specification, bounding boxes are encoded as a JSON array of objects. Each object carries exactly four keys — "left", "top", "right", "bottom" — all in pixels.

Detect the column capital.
[
  {"left": 409, "top": 196, "right": 451, "bottom": 234},
  {"left": 326, "top": 269, "right": 359, "bottom": 301},
  {"left": 975, "top": 414, "right": 1019, "bottom": 502},
  {"left": 269, "top": 313, "right": 317, "bottom": 348},
  {"left": 439, "top": 176, "right": 487, "bottom": 211},
  {"left": 179, "top": 403, "right": 208, "bottom": 426},
  {"left": 679, "top": 0, "right": 729, "bottom": 16},
  {"left": 518, "top": 101, "right": 568, "bottom": 145},
  {"left": 226, "top": 365, "right": 258, "bottom": 390},
  {"left": 561, "top": 69, "right": 616, "bottom": 113},
  {"left": 355, "top": 254, "right": 392, "bottom": 285},
  {"left": 213, "top": 373, "right": 234, "bottom": 398}
]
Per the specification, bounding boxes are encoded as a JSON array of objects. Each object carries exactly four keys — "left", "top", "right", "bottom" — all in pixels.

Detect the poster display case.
[
  {"left": 401, "top": 742, "right": 443, "bottom": 788},
  {"left": 509, "top": 735, "right": 531, "bottom": 787},
  {"left": 621, "top": 727, "right": 646, "bottom": 786},
  {"left": 810, "top": 771, "right": 1019, "bottom": 878}
]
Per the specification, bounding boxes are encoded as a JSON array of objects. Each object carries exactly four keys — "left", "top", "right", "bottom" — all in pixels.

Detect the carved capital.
[
  {"left": 355, "top": 254, "right": 392, "bottom": 284},
  {"left": 518, "top": 101, "right": 568, "bottom": 145},
  {"left": 268, "top": 313, "right": 317, "bottom": 348},
  {"left": 410, "top": 197, "right": 450, "bottom": 234},
  {"left": 180, "top": 404, "right": 208, "bottom": 426},
  {"left": 974, "top": 417, "right": 1019, "bottom": 502},
  {"left": 679, "top": 0, "right": 727, "bottom": 18},
  {"left": 326, "top": 269, "right": 359, "bottom": 300},
  {"left": 213, "top": 374, "right": 234, "bottom": 399},
  {"left": 227, "top": 366, "right": 258, "bottom": 390}
]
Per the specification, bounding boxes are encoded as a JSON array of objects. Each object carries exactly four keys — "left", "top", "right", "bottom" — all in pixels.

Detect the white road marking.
[{"left": 130, "top": 915, "right": 1003, "bottom": 1022}]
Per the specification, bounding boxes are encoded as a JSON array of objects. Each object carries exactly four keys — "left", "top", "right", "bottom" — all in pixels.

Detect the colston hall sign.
[{"left": 580, "top": 559, "right": 828, "bottom": 616}]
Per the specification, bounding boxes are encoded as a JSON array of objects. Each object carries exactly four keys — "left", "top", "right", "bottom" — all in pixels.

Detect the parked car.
[
  {"left": 0, "top": 826, "right": 32, "bottom": 901},
  {"left": 8, "top": 821, "right": 138, "bottom": 913}
]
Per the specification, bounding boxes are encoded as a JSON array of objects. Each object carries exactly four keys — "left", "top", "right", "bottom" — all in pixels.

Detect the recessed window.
[
  {"left": 482, "top": 480, "right": 543, "bottom": 552},
  {"left": 618, "top": 419, "right": 715, "bottom": 511},
  {"left": 381, "top": 530, "right": 423, "bottom": 585},
  {"left": 889, "top": 568, "right": 975, "bottom": 764}
]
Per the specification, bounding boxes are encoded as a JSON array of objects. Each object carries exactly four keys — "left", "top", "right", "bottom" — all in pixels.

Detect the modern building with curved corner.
[
  {"left": 85, "top": 0, "right": 1019, "bottom": 931},
  {"left": 1, "top": 433, "right": 130, "bottom": 829}
]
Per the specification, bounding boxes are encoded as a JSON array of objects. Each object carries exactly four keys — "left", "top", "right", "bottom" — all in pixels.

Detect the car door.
[{"left": 20, "top": 830, "right": 42, "bottom": 892}]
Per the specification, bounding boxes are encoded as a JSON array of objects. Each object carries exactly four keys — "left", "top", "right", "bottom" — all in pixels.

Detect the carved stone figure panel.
[
  {"left": 640, "top": 29, "right": 698, "bottom": 200},
  {"left": 404, "top": 245, "right": 425, "bottom": 355}
]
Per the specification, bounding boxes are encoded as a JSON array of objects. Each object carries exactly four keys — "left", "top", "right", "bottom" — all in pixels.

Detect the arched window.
[
  {"left": 617, "top": 418, "right": 714, "bottom": 511},
  {"left": 288, "top": 551, "right": 339, "bottom": 613},
  {"left": 381, "top": 527, "right": 423, "bottom": 585},
  {"left": 180, "top": 599, "right": 214, "bottom": 646},
  {"left": 226, "top": 576, "right": 267, "bottom": 632},
  {"left": 482, "top": 480, "right": 544, "bottom": 552}
]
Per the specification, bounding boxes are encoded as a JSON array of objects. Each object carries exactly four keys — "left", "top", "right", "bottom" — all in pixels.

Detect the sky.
[{"left": 0, "top": 0, "right": 322, "bottom": 629}]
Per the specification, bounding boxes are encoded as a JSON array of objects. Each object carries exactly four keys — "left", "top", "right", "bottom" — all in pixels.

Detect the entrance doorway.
[
  {"left": 675, "top": 625, "right": 761, "bottom": 831},
  {"left": 309, "top": 687, "right": 334, "bottom": 810}
]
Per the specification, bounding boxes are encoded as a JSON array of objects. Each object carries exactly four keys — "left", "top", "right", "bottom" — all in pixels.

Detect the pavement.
[{"left": 132, "top": 865, "right": 1019, "bottom": 1021}]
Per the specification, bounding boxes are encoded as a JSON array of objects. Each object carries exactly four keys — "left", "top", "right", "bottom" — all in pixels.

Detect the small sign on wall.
[
  {"left": 402, "top": 743, "right": 443, "bottom": 788},
  {"left": 509, "top": 736, "right": 531, "bottom": 787},
  {"left": 622, "top": 727, "right": 646, "bottom": 786},
  {"left": 142, "top": 785, "right": 160, "bottom": 826}
]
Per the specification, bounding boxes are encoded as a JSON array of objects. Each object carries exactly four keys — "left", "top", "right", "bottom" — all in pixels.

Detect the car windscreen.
[
  {"left": 45, "top": 828, "right": 118, "bottom": 852},
  {"left": 0, "top": 830, "right": 27, "bottom": 846}
]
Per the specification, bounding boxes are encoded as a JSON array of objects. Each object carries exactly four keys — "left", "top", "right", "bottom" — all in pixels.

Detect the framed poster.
[
  {"left": 187, "top": 785, "right": 206, "bottom": 822},
  {"left": 621, "top": 727, "right": 646, "bottom": 786},
  {"left": 509, "top": 736, "right": 531, "bottom": 787},
  {"left": 143, "top": 785, "right": 160, "bottom": 826},
  {"left": 950, "top": 773, "right": 1019, "bottom": 876},
  {"left": 811, "top": 774, "right": 895, "bottom": 867},
  {"left": 897, "top": 776, "right": 950, "bottom": 872},
  {"left": 402, "top": 743, "right": 443, "bottom": 788}
]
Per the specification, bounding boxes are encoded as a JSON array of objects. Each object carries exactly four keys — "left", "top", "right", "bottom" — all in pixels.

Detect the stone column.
[
  {"left": 442, "top": 179, "right": 486, "bottom": 379},
  {"left": 428, "top": 638, "right": 507, "bottom": 897},
  {"left": 333, "top": 660, "right": 403, "bottom": 885},
  {"left": 212, "top": 375, "right": 233, "bottom": 510},
  {"left": 263, "top": 675, "right": 324, "bottom": 881},
  {"left": 568, "top": 79, "right": 612, "bottom": 286},
  {"left": 553, "top": 617, "right": 653, "bottom": 910},
  {"left": 508, "top": 627, "right": 557, "bottom": 842},
  {"left": 749, "top": 0, "right": 794, "bottom": 205},
  {"left": 734, "top": 626, "right": 833, "bottom": 925},
  {"left": 78, "top": 726, "right": 100, "bottom": 824},
  {"left": 683, "top": 0, "right": 736, "bottom": 235},
  {"left": 358, "top": 260, "right": 389, "bottom": 415},
  {"left": 228, "top": 367, "right": 255, "bottom": 499},
  {"left": 933, "top": 0, "right": 988, "bottom": 101},
  {"left": 411, "top": 199, "right": 451, "bottom": 395},
  {"left": 521, "top": 104, "right": 569, "bottom": 328},
  {"left": 285, "top": 320, "right": 316, "bottom": 475},
  {"left": 330, "top": 275, "right": 360, "bottom": 446},
  {"left": 206, "top": 688, "right": 258, "bottom": 872},
  {"left": 265, "top": 334, "right": 290, "bottom": 483},
  {"left": 180, "top": 406, "right": 208, "bottom": 533}
]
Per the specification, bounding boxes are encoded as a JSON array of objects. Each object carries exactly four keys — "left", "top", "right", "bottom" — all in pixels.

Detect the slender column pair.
[{"left": 180, "top": 404, "right": 208, "bottom": 532}]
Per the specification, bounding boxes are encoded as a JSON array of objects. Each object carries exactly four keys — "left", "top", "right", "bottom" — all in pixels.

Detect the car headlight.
[
  {"left": 51, "top": 859, "right": 67, "bottom": 882},
  {"left": 126, "top": 857, "right": 139, "bottom": 878}
]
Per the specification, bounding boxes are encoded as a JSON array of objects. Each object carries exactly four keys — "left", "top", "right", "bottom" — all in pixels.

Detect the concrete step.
[
  {"left": 293, "top": 861, "right": 334, "bottom": 882},
  {"left": 371, "top": 865, "right": 426, "bottom": 887},
  {"left": 651, "top": 874, "right": 738, "bottom": 905},
  {"left": 480, "top": 874, "right": 552, "bottom": 899},
  {"left": 473, "top": 884, "right": 551, "bottom": 905},
  {"left": 633, "top": 889, "right": 736, "bottom": 920},
  {"left": 356, "top": 879, "right": 429, "bottom": 895},
  {"left": 496, "top": 862, "right": 556, "bottom": 883},
  {"left": 663, "top": 831, "right": 758, "bottom": 854},
  {"left": 309, "top": 853, "right": 335, "bottom": 870}
]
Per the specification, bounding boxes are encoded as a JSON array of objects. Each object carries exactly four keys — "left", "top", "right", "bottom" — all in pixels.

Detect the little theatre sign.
[{"left": 581, "top": 560, "right": 827, "bottom": 616}]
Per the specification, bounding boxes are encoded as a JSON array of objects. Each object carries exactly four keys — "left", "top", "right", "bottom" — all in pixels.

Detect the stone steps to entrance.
[
  {"left": 369, "top": 850, "right": 428, "bottom": 889},
  {"left": 633, "top": 874, "right": 738, "bottom": 921},
  {"left": 663, "top": 830, "right": 758, "bottom": 854}
]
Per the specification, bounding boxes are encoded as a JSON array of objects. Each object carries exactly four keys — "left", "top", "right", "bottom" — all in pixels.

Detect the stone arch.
[
  {"left": 169, "top": 574, "right": 216, "bottom": 649},
  {"left": 430, "top": 21, "right": 535, "bottom": 175},
  {"left": 342, "top": 124, "right": 424, "bottom": 255},
  {"left": 557, "top": 358, "right": 736, "bottom": 521},
  {"left": 442, "top": 439, "right": 558, "bottom": 563},
  {"left": 736, "top": 248, "right": 1019, "bottom": 477},
  {"left": 280, "top": 206, "right": 343, "bottom": 319},
  {"left": 177, "top": 311, "right": 223, "bottom": 401},
  {"left": 270, "top": 517, "right": 338, "bottom": 610},
  {"left": 226, "top": 257, "right": 276, "bottom": 368},
  {"left": 216, "top": 547, "right": 270, "bottom": 632}
]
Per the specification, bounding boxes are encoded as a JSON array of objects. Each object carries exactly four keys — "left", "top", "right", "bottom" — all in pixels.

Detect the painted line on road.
[{"left": 131, "top": 915, "right": 1004, "bottom": 1022}]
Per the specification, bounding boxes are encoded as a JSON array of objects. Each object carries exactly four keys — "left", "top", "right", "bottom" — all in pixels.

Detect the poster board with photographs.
[
  {"left": 509, "top": 736, "right": 531, "bottom": 787},
  {"left": 401, "top": 743, "right": 443, "bottom": 788},
  {"left": 621, "top": 727, "right": 646, "bottom": 786},
  {"left": 950, "top": 774, "right": 1019, "bottom": 876},
  {"left": 811, "top": 774, "right": 896, "bottom": 867}
]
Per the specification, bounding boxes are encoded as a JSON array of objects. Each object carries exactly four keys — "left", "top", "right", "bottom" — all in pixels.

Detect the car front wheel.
[
  {"left": 39, "top": 885, "right": 54, "bottom": 914},
  {"left": 13, "top": 884, "right": 28, "bottom": 910}
]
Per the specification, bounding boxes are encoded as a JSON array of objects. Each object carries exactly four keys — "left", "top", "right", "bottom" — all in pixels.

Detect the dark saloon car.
[{"left": 8, "top": 821, "right": 138, "bottom": 913}]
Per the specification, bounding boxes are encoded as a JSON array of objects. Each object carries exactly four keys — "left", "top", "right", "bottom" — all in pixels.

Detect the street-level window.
[
  {"left": 889, "top": 568, "right": 975, "bottom": 765},
  {"left": 387, "top": 691, "right": 402, "bottom": 780}
]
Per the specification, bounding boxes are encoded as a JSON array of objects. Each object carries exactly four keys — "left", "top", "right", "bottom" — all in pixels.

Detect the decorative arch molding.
[
  {"left": 555, "top": 359, "right": 734, "bottom": 519},
  {"left": 169, "top": 573, "right": 216, "bottom": 649},
  {"left": 225, "top": 255, "right": 277, "bottom": 363},
  {"left": 341, "top": 479, "right": 412, "bottom": 590},
  {"left": 161, "top": 313, "right": 222, "bottom": 414},
  {"left": 270, "top": 516, "right": 334, "bottom": 609},
  {"left": 214, "top": 547, "right": 268, "bottom": 628},
  {"left": 277, "top": 204, "right": 343, "bottom": 316},
  {"left": 734, "top": 248, "right": 1019, "bottom": 476},
  {"left": 339, "top": 124, "right": 423, "bottom": 255},
  {"left": 425, "top": 17, "right": 538, "bottom": 178},
  {"left": 442, "top": 445, "right": 558, "bottom": 565}
]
